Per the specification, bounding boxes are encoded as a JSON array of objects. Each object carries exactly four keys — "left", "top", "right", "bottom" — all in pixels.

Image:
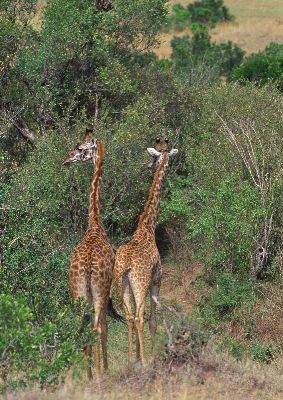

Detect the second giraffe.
[{"left": 113, "top": 137, "right": 178, "bottom": 365}]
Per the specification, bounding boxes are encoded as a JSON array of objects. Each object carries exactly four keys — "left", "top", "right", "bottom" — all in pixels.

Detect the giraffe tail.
[{"left": 107, "top": 298, "right": 125, "bottom": 323}]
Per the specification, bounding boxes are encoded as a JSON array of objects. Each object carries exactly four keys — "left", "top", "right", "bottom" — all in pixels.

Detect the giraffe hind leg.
[
  {"left": 71, "top": 273, "right": 94, "bottom": 379},
  {"left": 92, "top": 306, "right": 108, "bottom": 375},
  {"left": 84, "top": 344, "right": 93, "bottom": 380},
  {"left": 135, "top": 299, "right": 146, "bottom": 366},
  {"left": 91, "top": 283, "right": 109, "bottom": 377},
  {"left": 118, "top": 273, "right": 134, "bottom": 362},
  {"left": 92, "top": 306, "right": 102, "bottom": 379},
  {"left": 128, "top": 271, "right": 148, "bottom": 365}
]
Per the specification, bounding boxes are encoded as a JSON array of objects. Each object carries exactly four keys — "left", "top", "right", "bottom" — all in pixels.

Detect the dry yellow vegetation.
[
  {"left": 4, "top": 348, "right": 283, "bottom": 400},
  {"left": 155, "top": 0, "right": 283, "bottom": 58}
]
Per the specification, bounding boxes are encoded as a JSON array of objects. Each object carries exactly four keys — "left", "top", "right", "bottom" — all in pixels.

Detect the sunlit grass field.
[{"left": 155, "top": 0, "right": 283, "bottom": 58}]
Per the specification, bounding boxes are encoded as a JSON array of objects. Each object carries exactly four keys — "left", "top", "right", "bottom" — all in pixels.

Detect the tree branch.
[{"left": 12, "top": 116, "right": 35, "bottom": 143}]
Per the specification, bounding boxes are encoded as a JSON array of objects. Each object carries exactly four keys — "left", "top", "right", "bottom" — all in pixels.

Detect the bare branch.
[
  {"left": 152, "top": 296, "right": 179, "bottom": 348},
  {"left": 215, "top": 111, "right": 283, "bottom": 277},
  {"left": 92, "top": 93, "right": 100, "bottom": 130},
  {"left": 13, "top": 116, "right": 35, "bottom": 143},
  {"left": 152, "top": 295, "right": 180, "bottom": 319}
]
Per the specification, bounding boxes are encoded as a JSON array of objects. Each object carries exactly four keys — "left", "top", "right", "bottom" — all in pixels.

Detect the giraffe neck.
[
  {"left": 88, "top": 140, "right": 104, "bottom": 229},
  {"left": 137, "top": 154, "right": 169, "bottom": 234}
]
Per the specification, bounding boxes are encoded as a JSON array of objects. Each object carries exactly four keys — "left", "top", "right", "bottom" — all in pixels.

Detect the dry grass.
[
  {"left": 155, "top": 0, "right": 283, "bottom": 58},
  {"left": 4, "top": 346, "right": 283, "bottom": 400}
]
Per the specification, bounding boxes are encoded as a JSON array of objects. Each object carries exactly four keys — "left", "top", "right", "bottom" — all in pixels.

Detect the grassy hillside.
[{"left": 155, "top": 0, "right": 283, "bottom": 58}]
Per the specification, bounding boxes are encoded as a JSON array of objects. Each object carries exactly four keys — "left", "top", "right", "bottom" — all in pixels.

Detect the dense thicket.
[{"left": 1, "top": 0, "right": 283, "bottom": 390}]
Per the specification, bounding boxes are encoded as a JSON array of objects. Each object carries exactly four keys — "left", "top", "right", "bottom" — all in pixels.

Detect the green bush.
[
  {"left": 232, "top": 42, "right": 283, "bottom": 90},
  {"left": 165, "top": 4, "right": 191, "bottom": 31},
  {"left": 165, "top": 0, "right": 233, "bottom": 31},
  {"left": 188, "top": 0, "right": 233, "bottom": 26},
  {"left": 217, "top": 337, "right": 245, "bottom": 360},
  {"left": 0, "top": 292, "right": 98, "bottom": 390},
  {"left": 196, "top": 271, "right": 256, "bottom": 335},
  {"left": 205, "top": 272, "right": 255, "bottom": 317},
  {"left": 250, "top": 343, "right": 278, "bottom": 364},
  {"left": 0, "top": 294, "right": 52, "bottom": 388},
  {"left": 1, "top": 0, "right": 167, "bottom": 166}
]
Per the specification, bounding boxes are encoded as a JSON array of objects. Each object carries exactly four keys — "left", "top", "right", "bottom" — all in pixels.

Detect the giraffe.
[
  {"left": 62, "top": 128, "right": 116, "bottom": 379},
  {"left": 113, "top": 138, "right": 178, "bottom": 365}
]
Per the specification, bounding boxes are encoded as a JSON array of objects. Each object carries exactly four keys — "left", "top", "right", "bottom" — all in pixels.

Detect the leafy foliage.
[
  {"left": 0, "top": 294, "right": 52, "bottom": 386},
  {"left": 250, "top": 343, "right": 278, "bottom": 364},
  {"left": 165, "top": 0, "right": 233, "bottom": 31},
  {"left": 0, "top": 294, "right": 80, "bottom": 391},
  {"left": 162, "top": 83, "right": 283, "bottom": 275},
  {"left": 188, "top": 0, "right": 233, "bottom": 26},
  {"left": 232, "top": 42, "right": 283, "bottom": 90},
  {"left": 203, "top": 272, "right": 255, "bottom": 318},
  {"left": 0, "top": 0, "right": 167, "bottom": 162},
  {"left": 165, "top": 4, "right": 191, "bottom": 31}
]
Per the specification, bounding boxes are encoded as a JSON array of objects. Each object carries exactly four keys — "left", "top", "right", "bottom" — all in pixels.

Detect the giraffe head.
[
  {"left": 147, "top": 137, "right": 178, "bottom": 168},
  {"left": 62, "top": 128, "right": 98, "bottom": 165}
]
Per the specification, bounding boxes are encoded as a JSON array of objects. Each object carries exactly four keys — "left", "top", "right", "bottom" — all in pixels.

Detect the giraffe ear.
[
  {"left": 169, "top": 148, "right": 178, "bottom": 157},
  {"left": 147, "top": 148, "right": 161, "bottom": 157}
]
